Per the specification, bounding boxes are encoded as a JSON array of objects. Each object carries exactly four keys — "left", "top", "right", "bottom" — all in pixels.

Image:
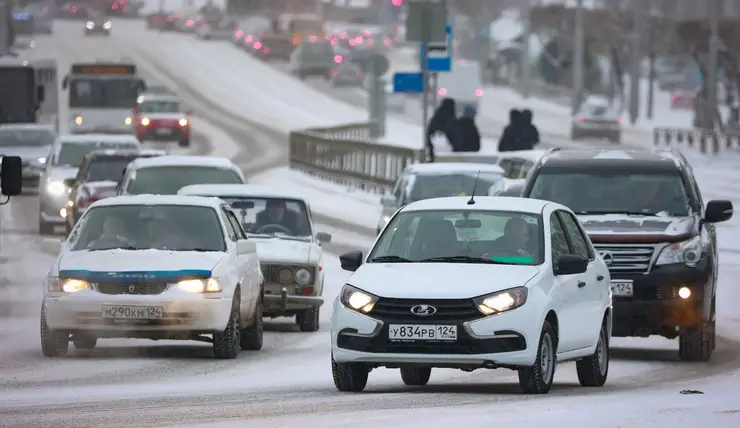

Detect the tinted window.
[
  {"left": 557, "top": 211, "right": 591, "bottom": 258},
  {"left": 218, "top": 197, "right": 312, "bottom": 238},
  {"left": 300, "top": 43, "right": 334, "bottom": 61},
  {"left": 528, "top": 168, "right": 691, "bottom": 216},
  {"left": 370, "top": 210, "right": 543, "bottom": 265},
  {"left": 126, "top": 166, "right": 243, "bottom": 195},
  {"left": 70, "top": 205, "right": 225, "bottom": 252},
  {"left": 549, "top": 213, "right": 570, "bottom": 260},
  {"left": 406, "top": 172, "right": 503, "bottom": 203},
  {"left": 69, "top": 77, "right": 139, "bottom": 108},
  {"left": 86, "top": 156, "right": 135, "bottom": 182},
  {"left": 54, "top": 141, "right": 139, "bottom": 167},
  {"left": 139, "top": 100, "right": 181, "bottom": 113},
  {"left": 0, "top": 128, "right": 55, "bottom": 147}
]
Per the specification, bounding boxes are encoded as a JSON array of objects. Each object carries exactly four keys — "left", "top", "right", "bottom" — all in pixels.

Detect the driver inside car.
[
  {"left": 86, "top": 216, "right": 131, "bottom": 249},
  {"left": 254, "top": 200, "right": 308, "bottom": 236},
  {"left": 484, "top": 217, "right": 534, "bottom": 258}
]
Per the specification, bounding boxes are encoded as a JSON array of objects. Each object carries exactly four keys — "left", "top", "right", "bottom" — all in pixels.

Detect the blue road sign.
[
  {"left": 393, "top": 72, "right": 424, "bottom": 93},
  {"left": 420, "top": 25, "right": 452, "bottom": 72}
]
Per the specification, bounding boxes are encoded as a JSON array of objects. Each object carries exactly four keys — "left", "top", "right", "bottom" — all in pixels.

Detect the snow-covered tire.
[
  {"left": 72, "top": 334, "right": 97, "bottom": 350},
  {"left": 213, "top": 299, "right": 240, "bottom": 359},
  {"left": 518, "top": 320, "right": 556, "bottom": 394},
  {"left": 240, "top": 296, "right": 263, "bottom": 351},
  {"left": 331, "top": 355, "right": 368, "bottom": 392},
  {"left": 297, "top": 307, "right": 319, "bottom": 332},
  {"left": 400, "top": 367, "right": 431, "bottom": 386},
  {"left": 40, "top": 308, "right": 68, "bottom": 357},
  {"left": 576, "top": 322, "right": 609, "bottom": 387},
  {"left": 679, "top": 320, "right": 715, "bottom": 362}
]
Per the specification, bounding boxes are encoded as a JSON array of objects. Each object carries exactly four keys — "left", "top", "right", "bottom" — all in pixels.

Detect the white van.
[{"left": 437, "top": 59, "right": 483, "bottom": 116}]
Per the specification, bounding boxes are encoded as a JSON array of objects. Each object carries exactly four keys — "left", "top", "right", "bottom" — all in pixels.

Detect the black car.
[
  {"left": 84, "top": 12, "right": 111, "bottom": 35},
  {"left": 520, "top": 148, "right": 733, "bottom": 361},
  {"left": 289, "top": 41, "right": 335, "bottom": 79}
]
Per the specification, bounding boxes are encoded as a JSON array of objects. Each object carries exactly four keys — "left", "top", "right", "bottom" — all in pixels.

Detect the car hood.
[
  {"left": 59, "top": 249, "right": 225, "bottom": 274},
  {"left": 349, "top": 263, "right": 540, "bottom": 299},
  {"left": 0, "top": 145, "right": 50, "bottom": 161},
  {"left": 577, "top": 214, "right": 696, "bottom": 244},
  {"left": 47, "top": 166, "right": 79, "bottom": 181},
  {"left": 254, "top": 238, "right": 320, "bottom": 265}
]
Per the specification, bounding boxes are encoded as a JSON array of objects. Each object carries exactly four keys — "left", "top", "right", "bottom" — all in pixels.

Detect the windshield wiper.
[
  {"left": 420, "top": 256, "right": 506, "bottom": 264},
  {"left": 576, "top": 210, "right": 657, "bottom": 216},
  {"left": 369, "top": 255, "right": 411, "bottom": 263},
  {"left": 180, "top": 248, "right": 218, "bottom": 252},
  {"left": 88, "top": 245, "right": 139, "bottom": 251}
]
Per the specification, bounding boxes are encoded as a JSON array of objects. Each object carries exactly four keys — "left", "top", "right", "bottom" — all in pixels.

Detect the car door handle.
[
  {"left": 596, "top": 275, "right": 604, "bottom": 281},
  {"left": 577, "top": 281, "right": 587, "bottom": 288}
]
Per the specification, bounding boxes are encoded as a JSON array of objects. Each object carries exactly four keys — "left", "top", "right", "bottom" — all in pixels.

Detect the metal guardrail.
[
  {"left": 288, "top": 122, "right": 421, "bottom": 193},
  {"left": 652, "top": 127, "right": 740, "bottom": 154}
]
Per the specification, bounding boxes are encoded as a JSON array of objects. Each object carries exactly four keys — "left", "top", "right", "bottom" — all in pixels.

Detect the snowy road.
[{"left": 1, "top": 20, "right": 740, "bottom": 427}]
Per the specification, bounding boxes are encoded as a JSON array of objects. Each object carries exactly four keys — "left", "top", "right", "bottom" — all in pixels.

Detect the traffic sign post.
[
  {"left": 419, "top": 25, "right": 452, "bottom": 72},
  {"left": 393, "top": 72, "right": 424, "bottom": 93}
]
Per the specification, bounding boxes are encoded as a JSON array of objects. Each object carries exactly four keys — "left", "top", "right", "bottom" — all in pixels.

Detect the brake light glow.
[
  {"left": 476, "top": 88, "right": 483, "bottom": 97},
  {"left": 334, "top": 55, "right": 343, "bottom": 63},
  {"left": 384, "top": 38, "right": 391, "bottom": 46},
  {"left": 178, "top": 119, "right": 188, "bottom": 126},
  {"left": 438, "top": 88, "right": 447, "bottom": 96},
  {"left": 263, "top": 48, "right": 270, "bottom": 54},
  {"left": 245, "top": 35, "right": 252, "bottom": 42},
  {"left": 578, "top": 116, "right": 585, "bottom": 122},
  {"left": 615, "top": 118, "right": 621, "bottom": 124},
  {"left": 253, "top": 42, "right": 262, "bottom": 49},
  {"left": 235, "top": 30, "right": 243, "bottom": 37},
  {"left": 186, "top": 19, "right": 193, "bottom": 26}
]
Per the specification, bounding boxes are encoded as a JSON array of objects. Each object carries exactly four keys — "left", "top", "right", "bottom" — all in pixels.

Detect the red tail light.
[
  {"left": 578, "top": 116, "right": 585, "bottom": 123},
  {"left": 263, "top": 48, "right": 270, "bottom": 54},
  {"left": 299, "top": 287, "right": 314, "bottom": 295},
  {"left": 615, "top": 118, "right": 621, "bottom": 124}
]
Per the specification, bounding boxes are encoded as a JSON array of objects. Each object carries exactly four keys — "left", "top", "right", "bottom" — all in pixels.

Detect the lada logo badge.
[
  {"left": 128, "top": 285, "right": 136, "bottom": 293},
  {"left": 600, "top": 251, "right": 614, "bottom": 266},
  {"left": 410, "top": 305, "right": 437, "bottom": 316}
]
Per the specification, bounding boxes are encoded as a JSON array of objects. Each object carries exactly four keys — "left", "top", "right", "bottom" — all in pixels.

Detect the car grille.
[
  {"left": 261, "top": 264, "right": 315, "bottom": 286},
  {"left": 594, "top": 244, "right": 656, "bottom": 275},
  {"left": 371, "top": 297, "right": 482, "bottom": 322},
  {"left": 96, "top": 283, "right": 168, "bottom": 295}
]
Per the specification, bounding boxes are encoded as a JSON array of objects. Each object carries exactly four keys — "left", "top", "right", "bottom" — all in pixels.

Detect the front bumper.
[
  {"left": 85, "top": 27, "right": 110, "bottom": 34},
  {"left": 611, "top": 262, "right": 711, "bottom": 337},
  {"left": 137, "top": 126, "right": 189, "bottom": 141},
  {"left": 39, "top": 191, "right": 70, "bottom": 224},
  {"left": 263, "top": 281, "right": 323, "bottom": 313},
  {"left": 330, "top": 301, "right": 538, "bottom": 369},
  {"left": 43, "top": 290, "right": 232, "bottom": 333}
]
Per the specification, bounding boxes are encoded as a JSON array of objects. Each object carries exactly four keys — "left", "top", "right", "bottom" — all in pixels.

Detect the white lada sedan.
[
  {"left": 39, "top": 195, "right": 264, "bottom": 359},
  {"left": 331, "top": 196, "right": 612, "bottom": 394},
  {"left": 179, "top": 184, "right": 331, "bottom": 332}
]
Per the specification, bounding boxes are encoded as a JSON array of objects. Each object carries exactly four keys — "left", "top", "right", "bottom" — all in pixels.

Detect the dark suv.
[{"left": 521, "top": 148, "right": 733, "bottom": 361}]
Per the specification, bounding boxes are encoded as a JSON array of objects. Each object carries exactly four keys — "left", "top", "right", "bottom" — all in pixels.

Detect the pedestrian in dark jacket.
[
  {"left": 520, "top": 109, "right": 540, "bottom": 149},
  {"left": 456, "top": 105, "right": 480, "bottom": 152},
  {"left": 426, "top": 98, "right": 459, "bottom": 161},
  {"left": 498, "top": 109, "right": 523, "bottom": 152}
]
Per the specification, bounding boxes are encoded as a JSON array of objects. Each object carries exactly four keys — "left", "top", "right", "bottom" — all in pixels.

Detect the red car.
[
  {"left": 133, "top": 94, "right": 191, "bottom": 147},
  {"left": 671, "top": 90, "right": 696, "bottom": 110}
]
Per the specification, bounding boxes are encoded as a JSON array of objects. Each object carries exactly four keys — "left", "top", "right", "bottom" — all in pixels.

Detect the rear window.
[
  {"left": 54, "top": 141, "right": 139, "bottom": 167},
  {"left": 126, "top": 166, "right": 243, "bottom": 195},
  {"left": 87, "top": 156, "right": 136, "bottom": 182},
  {"left": 405, "top": 172, "right": 503, "bottom": 203},
  {"left": 300, "top": 43, "right": 334, "bottom": 61}
]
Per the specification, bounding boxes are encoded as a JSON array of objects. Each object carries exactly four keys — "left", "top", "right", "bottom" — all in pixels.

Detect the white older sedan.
[
  {"left": 179, "top": 184, "right": 331, "bottom": 332},
  {"left": 39, "top": 195, "right": 263, "bottom": 359}
]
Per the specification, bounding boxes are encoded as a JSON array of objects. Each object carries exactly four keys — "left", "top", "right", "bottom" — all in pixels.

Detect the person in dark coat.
[
  {"left": 426, "top": 98, "right": 459, "bottom": 161},
  {"left": 456, "top": 105, "right": 480, "bottom": 152},
  {"left": 498, "top": 109, "right": 523, "bottom": 152},
  {"left": 519, "top": 109, "right": 540, "bottom": 149}
]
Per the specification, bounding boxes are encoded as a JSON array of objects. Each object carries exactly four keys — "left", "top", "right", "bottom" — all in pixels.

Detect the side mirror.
[
  {"left": 63, "top": 178, "right": 76, "bottom": 188},
  {"left": 316, "top": 232, "right": 332, "bottom": 243},
  {"left": 37, "top": 85, "right": 45, "bottom": 102},
  {"left": 236, "top": 239, "right": 256, "bottom": 254},
  {"left": 554, "top": 254, "right": 588, "bottom": 275},
  {"left": 0, "top": 156, "right": 22, "bottom": 196},
  {"left": 704, "top": 200, "right": 733, "bottom": 223},
  {"left": 41, "top": 238, "right": 63, "bottom": 255},
  {"left": 62, "top": 76, "right": 68, "bottom": 89},
  {"left": 380, "top": 194, "right": 396, "bottom": 207},
  {"left": 339, "top": 250, "right": 363, "bottom": 272}
]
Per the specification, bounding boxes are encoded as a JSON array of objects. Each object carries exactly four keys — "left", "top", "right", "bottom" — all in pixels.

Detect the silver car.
[
  {"left": 196, "top": 19, "right": 235, "bottom": 40},
  {"left": 330, "top": 62, "right": 364, "bottom": 87},
  {"left": 0, "top": 124, "right": 56, "bottom": 189},
  {"left": 570, "top": 100, "right": 622, "bottom": 143}
]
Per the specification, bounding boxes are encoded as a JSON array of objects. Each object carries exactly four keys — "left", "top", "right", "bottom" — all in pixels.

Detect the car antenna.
[{"left": 467, "top": 171, "right": 480, "bottom": 205}]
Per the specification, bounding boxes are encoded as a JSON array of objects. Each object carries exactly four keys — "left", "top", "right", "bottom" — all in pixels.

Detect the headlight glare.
[
  {"left": 295, "top": 267, "right": 312, "bottom": 285},
  {"left": 74, "top": 116, "right": 83, "bottom": 125},
  {"left": 46, "top": 180, "right": 65, "bottom": 195},
  {"left": 48, "top": 278, "right": 91, "bottom": 292},
  {"left": 103, "top": 21, "right": 111, "bottom": 29},
  {"left": 178, "top": 118, "right": 188, "bottom": 126},
  {"left": 340, "top": 285, "right": 377, "bottom": 313},
  {"left": 176, "top": 278, "right": 221, "bottom": 293},
  {"left": 141, "top": 117, "right": 150, "bottom": 126},
  {"left": 656, "top": 236, "right": 702, "bottom": 266},
  {"left": 474, "top": 287, "right": 528, "bottom": 316},
  {"left": 124, "top": 117, "right": 132, "bottom": 125},
  {"left": 37, "top": 156, "right": 46, "bottom": 164}
]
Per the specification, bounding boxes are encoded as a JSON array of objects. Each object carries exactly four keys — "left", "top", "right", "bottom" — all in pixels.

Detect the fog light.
[
  {"left": 678, "top": 287, "right": 691, "bottom": 299},
  {"left": 60, "top": 208, "right": 67, "bottom": 218}
]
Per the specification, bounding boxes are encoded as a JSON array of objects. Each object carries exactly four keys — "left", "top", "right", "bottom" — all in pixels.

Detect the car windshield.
[
  {"left": 53, "top": 141, "right": 138, "bottom": 167},
  {"left": 139, "top": 100, "right": 181, "bottom": 113},
  {"left": 69, "top": 204, "right": 225, "bottom": 252},
  {"left": 87, "top": 156, "right": 136, "bottom": 182},
  {"left": 579, "top": 103, "right": 616, "bottom": 118},
  {"left": 218, "top": 197, "right": 312, "bottom": 239},
  {"left": 405, "top": 172, "right": 503, "bottom": 203},
  {"left": 126, "top": 166, "right": 243, "bottom": 195},
  {"left": 300, "top": 43, "right": 334, "bottom": 60},
  {"left": 0, "top": 128, "right": 55, "bottom": 147},
  {"left": 528, "top": 168, "right": 692, "bottom": 216},
  {"left": 69, "top": 77, "right": 140, "bottom": 108},
  {"left": 370, "top": 210, "right": 543, "bottom": 265}
]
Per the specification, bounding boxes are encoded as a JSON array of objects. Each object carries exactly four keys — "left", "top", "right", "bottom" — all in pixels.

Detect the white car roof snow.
[
  {"left": 89, "top": 194, "right": 226, "bottom": 210},
  {"left": 0, "top": 123, "right": 55, "bottom": 131},
  {"left": 130, "top": 155, "right": 237, "bottom": 170},
  {"left": 401, "top": 196, "right": 563, "bottom": 215},
  {"left": 404, "top": 163, "right": 505, "bottom": 175},
  {"left": 57, "top": 134, "right": 141, "bottom": 144},
  {"left": 137, "top": 94, "right": 180, "bottom": 103},
  {"left": 178, "top": 184, "right": 308, "bottom": 203}
]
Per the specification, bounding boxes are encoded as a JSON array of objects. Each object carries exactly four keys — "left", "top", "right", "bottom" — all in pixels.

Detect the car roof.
[
  {"left": 401, "top": 196, "right": 561, "bottom": 214},
  {"left": 540, "top": 148, "right": 683, "bottom": 170},
  {"left": 90, "top": 195, "right": 226, "bottom": 209},
  {"left": 0, "top": 123, "right": 55, "bottom": 131},
  {"left": 84, "top": 148, "right": 166, "bottom": 159},
  {"left": 129, "top": 155, "right": 237, "bottom": 169},
  {"left": 178, "top": 184, "right": 308, "bottom": 202},
  {"left": 404, "top": 162, "right": 505, "bottom": 175},
  {"left": 57, "top": 134, "right": 141, "bottom": 144}
]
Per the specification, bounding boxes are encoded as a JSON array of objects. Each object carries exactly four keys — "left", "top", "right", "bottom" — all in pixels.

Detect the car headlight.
[
  {"left": 294, "top": 267, "right": 312, "bottom": 285},
  {"left": 340, "top": 285, "right": 377, "bottom": 313},
  {"left": 48, "top": 278, "right": 91, "bottom": 292},
  {"left": 74, "top": 116, "right": 83, "bottom": 125},
  {"left": 124, "top": 117, "right": 132, "bottom": 125},
  {"left": 176, "top": 278, "right": 222, "bottom": 293},
  {"left": 141, "top": 117, "right": 150, "bottom": 126},
  {"left": 85, "top": 22, "right": 94, "bottom": 29},
  {"left": 655, "top": 236, "right": 702, "bottom": 266},
  {"left": 103, "top": 21, "right": 111, "bottom": 29},
  {"left": 474, "top": 287, "right": 528, "bottom": 316},
  {"left": 381, "top": 215, "right": 391, "bottom": 226},
  {"left": 37, "top": 156, "right": 46, "bottom": 164},
  {"left": 178, "top": 118, "right": 188, "bottom": 126},
  {"left": 46, "top": 180, "right": 66, "bottom": 195}
]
